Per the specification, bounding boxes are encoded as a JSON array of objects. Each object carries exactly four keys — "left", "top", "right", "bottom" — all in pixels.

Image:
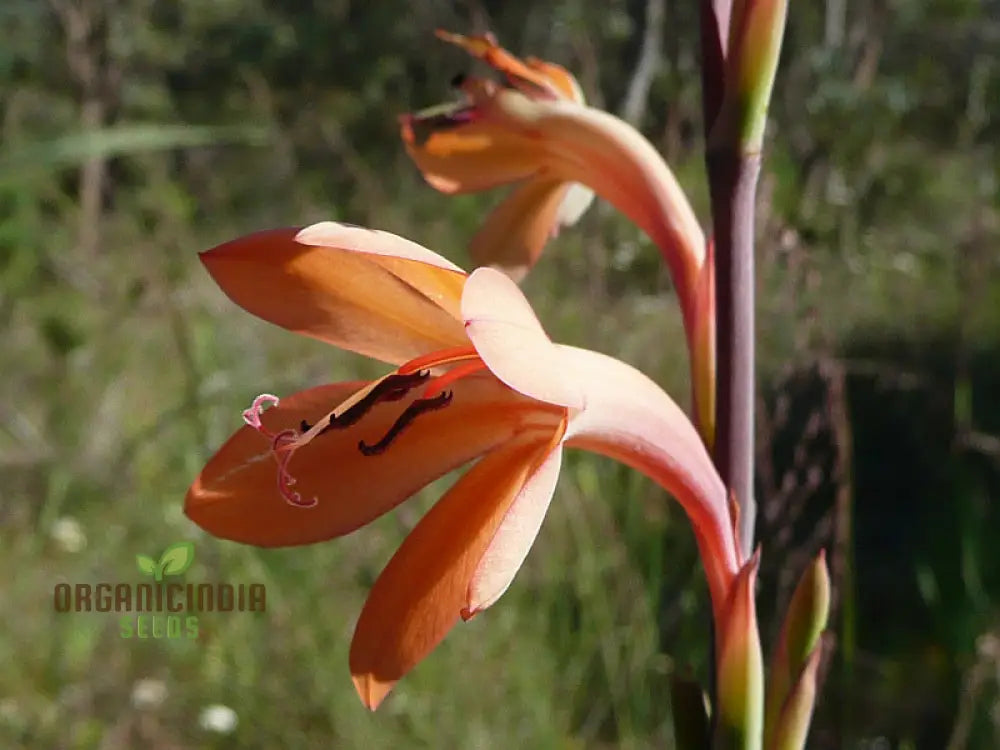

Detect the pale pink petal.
[
  {"left": 468, "top": 178, "right": 595, "bottom": 281},
  {"left": 295, "top": 222, "right": 465, "bottom": 273},
  {"left": 477, "top": 90, "right": 705, "bottom": 315},
  {"left": 466, "top": 443, "right": 564, "bottom": 615},
  {"left": 462, "top": 269, "right": 737, "bottom": 619},
  {"left": 556, "top": 182, "right": 595, "bottom": 228},
  {"left": 462, "top": 267, "right": 583, "bottom": 409},
  {"left": 349, "top": 432, "right": 560, "bottom": 709},
  {"left": 469, "top": 177, "right": 572, "bottom": 280},
  {"left": 201, "top": 226, "right": 467, "bottom": 365},
  {"left": 555, "top": 344, "right": 739, "bottom": 621}
]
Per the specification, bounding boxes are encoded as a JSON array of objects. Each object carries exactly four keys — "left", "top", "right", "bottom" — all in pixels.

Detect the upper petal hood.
[
  {"left": 405, "top": 79, "right": 704, "bottom": 299},
  {"left": 462, "top": 267, "right": 584, "bottom": 410},
  {"left": 475, "top": 88, "right": 705, "bottom": 305},
  {"left": 200, "top": 223, "right": 469, "bottom": 365},
  {"left": 401, "top": 33, "right": 595, "bottom": 284},
  {"left": 462, "top": 268, "right": 738, "bottom": 616}
]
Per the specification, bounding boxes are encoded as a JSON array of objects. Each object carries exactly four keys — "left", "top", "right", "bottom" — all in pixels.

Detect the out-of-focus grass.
[
  {"left": 3, "top": 145, "right": 999, "bottom": 745},
  {"left": 2, "top": 53, "right": 999, "bottom": 745}
]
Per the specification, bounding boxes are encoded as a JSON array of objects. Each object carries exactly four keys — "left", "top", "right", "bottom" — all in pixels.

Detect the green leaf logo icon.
[
  {"left": 135, "top": 542, "right": 195, "bottom": 582},
  {"left": 159, "top": 542, "right": 195, "bottom": 577},
  {"left": 136, "top": 554, "right": 157, "bottom": 577}
]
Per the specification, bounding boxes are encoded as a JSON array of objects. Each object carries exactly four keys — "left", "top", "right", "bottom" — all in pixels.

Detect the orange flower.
[
  {"left": 403, "top": 31, "right": 595, "bottom": 280},
  {"left": 185, "top": 221, "right": 738, "bottom": 709},
  {"left": 401, "top": 31, "right": 716, "bottom": 445}
]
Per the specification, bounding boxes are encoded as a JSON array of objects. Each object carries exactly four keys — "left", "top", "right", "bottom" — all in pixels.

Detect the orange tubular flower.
[
  {"left": 185, "top": 222, "right": 739, "bottom": 710},
  {"left": 401, "top": 31, "right": 716, "bottom": 445},
  {"left": 408, "top": 31, "right": 595, "bottom": 281}
]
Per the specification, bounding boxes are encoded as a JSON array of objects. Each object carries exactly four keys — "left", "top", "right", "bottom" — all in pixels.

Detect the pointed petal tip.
[
  {"left": 459, "top": 605, "right": 480, "bottom": 621},
  {"left": 345, "top": 436, "right": 559, "bottom": 707},
  {"left": 182, "top": 481, "right": 278, "bottom": 549},
  {"left": 467, "top": 177, "right": 571, "bottom": 281},
  {"left": 183, "top": 481, "right": 225, "bottom": 538},
  {"left": 771, "top": 642, "right": 823, "bottom": 750},
  {"left": 351, "top": 672, "right": 392, "bottom": 712}
]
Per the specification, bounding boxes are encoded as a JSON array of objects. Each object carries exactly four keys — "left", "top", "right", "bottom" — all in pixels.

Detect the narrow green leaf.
[
  {"left": 0, "top": 123, "right": 269, "bottom": 175},
  {"left": 772, "top": 646, "right": 823, "bottom": 750},
  {"left": 764, "top": 551, "right": 830, "bottom": 747}
]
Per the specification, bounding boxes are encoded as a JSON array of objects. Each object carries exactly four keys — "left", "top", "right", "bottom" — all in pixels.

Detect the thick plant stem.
[{"left": 708, "top": 149, "right": 760, "bottom": 560}]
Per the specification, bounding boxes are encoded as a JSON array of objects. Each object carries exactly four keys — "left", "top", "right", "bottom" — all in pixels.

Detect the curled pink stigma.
[
  {"left": 271, "top": 429, "right": 317, "bottom": 508},
  {"left": 242, "top": 393, "right": 317, "bottom": 509},
  {"left": 242, "top": 393, "right": 281, "bottom": 437}
]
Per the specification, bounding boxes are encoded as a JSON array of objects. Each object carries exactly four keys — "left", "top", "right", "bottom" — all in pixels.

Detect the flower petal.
[
  {"left": 480, "top": 91, "right": 706, "bottom": 303},
  {"left": 462, "top": 267, "right": 583, "bottom": 409},
  {"left": 715, "top": 553, "right": 765, "bottom": 746},
  {"left": 556, "top": 181, "right": 596, "bottom": 227},
  {"left": 435, "top": 30, "right": 581, "bottom": 102},
  {"left": 349, "top": 433, "right": 561, "bottom": 710},
  {"left": 466, "top": 437, "right": 565, "bottom": 614},
  {"left": 556, "top": 343, "right": 738, "bottom": 622},
  {"left": 185, "top": 374, "right": 562, "bottom": 546},
  {"left": 200, "top": 225, "right": 468, "bottom": 365},
  {"left": 462, "top": 268, "right": 735, "bottom": 613},
  {"left": 400, "top": 112, "right": 541, "bottom": 193},
  {"left": 525, "top": 57, "right": 586, "bottom": 103},
  {"left": 468, "top": 177, "right": 573, "bottom": 280},
  {"left": 295, "top": 221, "right": 464, "bottom": 273}
]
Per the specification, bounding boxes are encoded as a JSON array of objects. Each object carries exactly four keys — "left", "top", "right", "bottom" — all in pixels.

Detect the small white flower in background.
[
  {"left": 199, "top": 704, "right": 238, "bottom": 734},
  {"left": 50, "top": 517, "right": 86, "bottom": 553},
  {"left": 130, "top": 678, "right": 168, "bottom": 710}
]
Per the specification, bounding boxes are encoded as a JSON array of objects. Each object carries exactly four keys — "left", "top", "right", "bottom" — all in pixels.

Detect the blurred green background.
[{"left": 2, "top": 1, "right": 998, "bottom": 748}]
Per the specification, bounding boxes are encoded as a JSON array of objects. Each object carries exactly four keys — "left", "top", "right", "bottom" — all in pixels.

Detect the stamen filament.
[
  {"left": 423, "top": 359, "right": 488, "bottom": 398},
  {"left": 240, "top": 395, "right": 317, "bottom": 508},
  {"left": 271, "top": 430, "right": 317, "bottom": 508},
  {"left": 318, "top": 371, "right": 429, "bottom": 433},
  {"left": 397, "top": 346, "right": 480, "bottom": 375},
  {"left": 282, "top": 371, "right": 430, "bottom": 450},
  {"left": 240, "top": 345, "right": 486, "bottom": 506}
]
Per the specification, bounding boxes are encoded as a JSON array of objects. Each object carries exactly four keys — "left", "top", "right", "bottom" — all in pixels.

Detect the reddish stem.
[{"left": 708, "top": 150, "right": 760, "bottom": 559}]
